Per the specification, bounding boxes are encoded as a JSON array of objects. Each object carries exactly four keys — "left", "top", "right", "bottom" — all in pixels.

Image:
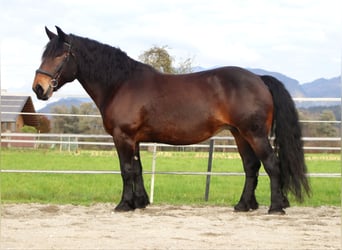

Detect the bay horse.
[{"left": 32, "top": 26, "right": 310, "bottom": 214}]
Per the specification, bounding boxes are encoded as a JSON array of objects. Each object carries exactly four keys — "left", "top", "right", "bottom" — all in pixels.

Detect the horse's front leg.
[
  {"left": 115, "top": 143, "right": 135, "bottom": 211},
  {"left": 114, "top": 139, "right": 149, "bottom": 212},
  {"left": 132, "top": 144, "right": 150, "bottom": 209}
]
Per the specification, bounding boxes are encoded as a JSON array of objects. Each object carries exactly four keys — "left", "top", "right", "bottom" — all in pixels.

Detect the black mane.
[
  {"left": 73, "top": 35, "right": 143, "bottom": 86},
  {"left": 43, "top": 33, "right": 142, "bottom": 87}
]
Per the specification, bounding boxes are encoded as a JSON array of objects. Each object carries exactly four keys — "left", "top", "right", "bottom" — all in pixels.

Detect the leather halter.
[{"left": 35, "top": 42, "right": 73, "bottom": 89}]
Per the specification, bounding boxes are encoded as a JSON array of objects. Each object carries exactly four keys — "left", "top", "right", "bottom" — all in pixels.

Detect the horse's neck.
[
  {"left": 76, "top": 66, "right": 135, "bottom": 115},
  {"left": 76, "top": 75, "right": 109, "bottom": 113},
  {"left": 72, "top": 39, "right": 144, "bottom": 112}
]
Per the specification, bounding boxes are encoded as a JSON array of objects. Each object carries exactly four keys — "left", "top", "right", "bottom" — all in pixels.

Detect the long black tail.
[{"left": 260, "top": 75, "right": 310, "bottom": 201}]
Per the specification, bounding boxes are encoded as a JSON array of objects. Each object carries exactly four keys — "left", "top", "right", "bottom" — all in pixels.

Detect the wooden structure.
[{"left": 1, "top": 93, "right": 39, "bottom": 132}]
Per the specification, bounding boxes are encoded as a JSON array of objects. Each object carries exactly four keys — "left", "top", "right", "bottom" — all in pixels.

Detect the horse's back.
[
  {"left": 189, "top": 67, "right": 273, "bottom": 126},
  {"left": 106, "top": 66, "right": 273, "bottom": 144}
]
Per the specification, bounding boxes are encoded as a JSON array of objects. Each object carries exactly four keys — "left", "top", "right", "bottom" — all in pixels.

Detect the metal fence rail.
[
  {"left": 2, "top": 110, "right": 342, "bottom": 122},
  {"left": 1, "top": 134, "right": 340, "bottom": 203},
  {"left": 1, "top": 133, "right": 341, "bottom": 151},
  {"left": 1, "top": 97, "right": 341, "bottom": 202},
  {"left": 1, "top": 169, "right": 339, "bottom": 178}
]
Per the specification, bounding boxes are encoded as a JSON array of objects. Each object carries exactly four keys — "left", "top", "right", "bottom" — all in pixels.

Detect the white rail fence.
[
  {"left": 1, "top": 132, "right": 341, "bottom": 151},
  {"left": 1, "top": 133, "right": 341, "bottom": 203},
  {"left": 1, "top": 97, "right": 341, "bottom": 202}
]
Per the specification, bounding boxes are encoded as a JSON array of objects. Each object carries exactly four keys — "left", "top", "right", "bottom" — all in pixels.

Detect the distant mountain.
[
  {"left": 248, "top": 68, "right": 307, "bottom": 97},
  {"left": 301, "top": 77, "right": 341, "bottom": 98},
  {"left": 192, "top": 66, "right": 207, "bottom": 72},
  {"left": 193, "top": 66, "right": 307, "bottom": 97}
]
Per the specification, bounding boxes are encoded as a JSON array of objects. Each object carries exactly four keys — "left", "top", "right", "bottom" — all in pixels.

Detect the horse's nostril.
[
  {"left": 33, "top": 83, "right": 50, "bottom": 100},
  {"left": 34, "top": 84, "right": 44, "bottom": 96}
]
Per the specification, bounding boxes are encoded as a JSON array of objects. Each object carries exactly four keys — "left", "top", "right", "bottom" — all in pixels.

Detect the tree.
[
  {"left": 21, "top": 125, "right": 37, "bottom": 133},
  {"left": 298, "top": 110, "right": 315, "bottom": 137},
  {"left": 51, "top": 105, "right": 80, "bottom": 134},
  {"left": 51, "top": 103, "right": 104, "bottom": 134},
  {"left": 37, "top": 115, "right": 51, "bottom": 133},
  {"left": 51, "top": 105, "right": 70, "bottom": 133},
  {"left": 139, "top": 45, "right": 193, "bottom": 74},
  {"left": 316, "top": 110, "right": 337, "bottom": 137},
  {"left": 78, "top": 103, "right": 104, "bottom": 134}
]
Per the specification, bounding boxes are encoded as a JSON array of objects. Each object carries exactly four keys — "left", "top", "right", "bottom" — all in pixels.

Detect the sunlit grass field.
[{"left": 1, "top": 148, "right": 340, "bottom": 207}]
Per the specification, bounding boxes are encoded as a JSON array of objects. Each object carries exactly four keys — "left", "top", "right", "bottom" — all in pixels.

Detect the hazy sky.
[{"left": 1, "top": 0, "right": 341, "bottom": 100}]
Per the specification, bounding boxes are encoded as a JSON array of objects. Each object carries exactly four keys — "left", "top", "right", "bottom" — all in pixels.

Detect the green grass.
[{"left": 0, "top": 148, "right": 340, "bottom": 206}]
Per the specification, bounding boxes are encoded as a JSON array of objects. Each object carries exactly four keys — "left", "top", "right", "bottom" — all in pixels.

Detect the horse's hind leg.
[
  {"left": 232, "top": 129, "right": 261, "bottom": 212},
  {"left": 247, "top": 136, "right": 288, "bottom": 214}
]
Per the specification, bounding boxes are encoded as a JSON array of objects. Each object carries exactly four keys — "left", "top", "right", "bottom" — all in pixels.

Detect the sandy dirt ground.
[{"left": 0, "top": 203, "right": 340, "bottom": 250}]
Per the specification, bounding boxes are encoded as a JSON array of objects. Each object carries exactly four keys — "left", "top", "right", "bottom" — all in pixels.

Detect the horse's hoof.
[
  {"left": 282, "top": 198, "right": 290, "bottom": 209},
  {"left": 134, "top": 201, "right": 149, "bottom": 209},
  {"left": 250, "top": 202, "right": 259, "bottom": 210},
  {"left": 114, "top": 201, "right": 135, "bottom": 212},
  {"left": 133, "top": 195, "right": 150, "bottom": 209},
  {"left": 234, "top": 203, "right": 249, "bottom": 212},
  {"left": 268, "top": 208, "right": 286, "bottom": 215},
  {"left": 234, "top": 201, "right": 258, "bottom": 212}
]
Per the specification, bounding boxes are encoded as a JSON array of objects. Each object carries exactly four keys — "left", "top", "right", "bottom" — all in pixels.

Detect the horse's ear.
[
  {"left": 45, "top": 26, "right": 57, "bottom": 40},
  {"left": 55, "top": 26, "right": 69, "bottom": 43}
]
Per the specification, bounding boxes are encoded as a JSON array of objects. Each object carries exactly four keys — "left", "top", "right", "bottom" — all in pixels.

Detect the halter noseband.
[{"left": 35, "top": 41, "right": 73, "bottom": 89}]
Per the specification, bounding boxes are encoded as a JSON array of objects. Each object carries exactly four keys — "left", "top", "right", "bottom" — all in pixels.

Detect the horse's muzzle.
[{"left": 33, "top": 83, "right": 50, "bottom": 100}]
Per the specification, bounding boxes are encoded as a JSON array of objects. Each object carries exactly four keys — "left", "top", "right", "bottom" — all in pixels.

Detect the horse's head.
[{"left": 33, "top": 26, "right": 77, "bottom": 100}]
